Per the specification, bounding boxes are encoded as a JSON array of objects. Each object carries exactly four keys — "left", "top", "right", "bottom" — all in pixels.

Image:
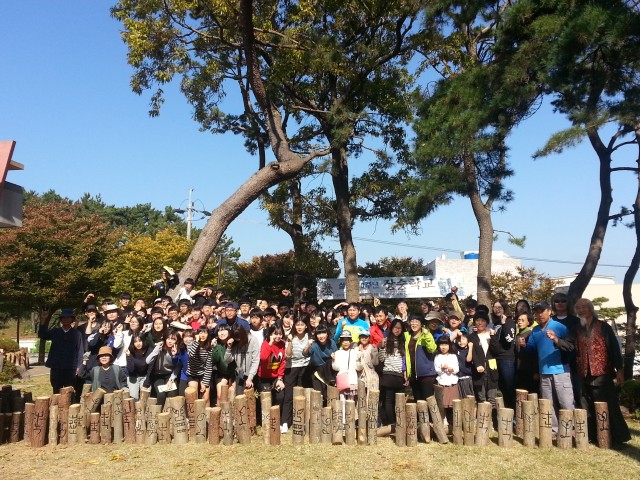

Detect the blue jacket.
[
  {"left": 39, "top": 325, "right": 84, "bottom": 370},
  {"left": 404, "top": 330, "right": 437, "bottom": 378}
]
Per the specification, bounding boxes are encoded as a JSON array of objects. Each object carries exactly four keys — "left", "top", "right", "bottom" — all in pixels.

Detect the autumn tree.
[
  {"left": 491, "top": 267, "right": 559, "bottom": 307},
  {"left": 112, "top": 0, "right": 423, "bottom": 301}
]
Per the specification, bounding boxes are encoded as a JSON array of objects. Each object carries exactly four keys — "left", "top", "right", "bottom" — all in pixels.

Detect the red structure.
[{"left": 0, "top": 140, "right": 24, "bottom": 227}]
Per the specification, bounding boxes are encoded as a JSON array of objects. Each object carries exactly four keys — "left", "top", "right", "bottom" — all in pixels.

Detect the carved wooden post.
[
  {"left": 427, "top": 395, "right": 449, "bottom": 444},
  {"left": 498, "top": 408, "right": 514, "bottom": 448},
  {"left": 269, "top": 405, "right": 281, "bottom": 446},
  {"left": 184, "top": 386, "right": 197, "bottom": 440},
  {"left": 145, "top": 404, "right": 161, "bottom": 445},
  {"left": 47, "top": 404, "right": 58, "bottom": 446},
  {"left": 235, "top": 395, "right": 250, "bottom": 445},
  {"left": 321, "top": 406, "right": 332, "bottom": 444},
  {"left": 462, "top": 396, "right": 475, "bottom": 446},
  {"left": 327, "top": 386, "right": 339, "bottom": 406},
  {"left": 100, "top": 402, "right": 112, "bottom": 444},
  {"left": 357, "top": 382, "right": 367, "bottom": 446},
  {"left": 221, "top": 401, "right": 233, "bottom": 445},
  {"left": 574, "top": 408, "right": 589, "bottom": 450},
  {"left": 58, "top": 389, "right": 72, "bottom": 445},
  {"left": 260, "top": 392, "right": 271, "bottom": 445},
  {"left": 515, "top": 389, "right": 528, "bottom": 438},
  {"left": 122, "top": 397, "right": 135, "bottom": 443},
  {"left": 344, "top": 399, "right": 356, "bottom": 446},
  {"left": 331, "top": 398, "right": 343, "bottom": 445},
  {"left": 194, "top": 399, "right": 206, "bottom": 444},
  {"left": 557, "top": 409, "right": 574, "bottom": 449},
  {"left": 112, "top": 390, "right": 124, "bottom": 443},
  {"left": 86, "top": 388, "right": 106, "bottom": 414},
  {"left": 67, "top": 404, "right": 81, "bottom": 445},
  {"left": 309, "top": 390, "right": 322, "bottom": 445},
  {"left": 292, "top": 395, "right": 306, "bottom": 446},
  {"left": 245, "top": 388, "right": 257, "bottom": 436},
  {"left": 416, "top": 400, "right": 430, "bottom": 444},
  {"left": 367, "top": 389, "right": 379, "bottom": 445},
  {"left": 170, "top": 396, "right": 189, "bottom": 444},
  {"left": 594, "top": 402, "right": 611, "bottom": 449},
  {"left": 31, "top": 397, "right": 49, "bottom": 448},
  {"left": 475, "top": 402, "right": 492, "bottom": 447},
  {"left": 303, "top": 387, "right": 312, "bottom": 437},
  {"left": 452, "top": 399, "right": 463, "bottom": 445},
  {"left": 434, "top": 384, "right": 446, "bottom": 423},
  {"left": 24, "top": 402, "right": 34, "bottom": 446},
  {"left": 219, "top": 384, "right": 229, "bottom": 405},
  {"left": 9, "top": 411, "right": 22, "bottom": 443},
  {"left": 538, "top": 398, "right": 553, "bottom": 448},
  {"left": 207, "top": 407, "right": 221, "bottom": 445},
  {"left": 135, "top": 401, "right": 146, "bottom": 444},
  {"left": 527, "top": 393, "right": 539, "bottom": 439},
  {"left": 522, "top": 400, "right": 535, "bottom": 447},
  {"left": 395, "top": 392, "right": 406, "bottom": 447},
  {"left": 89, "top": 412, "right": 100, "bottom": 444},
  {"left": 406, "top": 402, "right": 417, "bottom": 447},
  {"left": 157, "top": 412, "right": 170, "bottom": 444}
]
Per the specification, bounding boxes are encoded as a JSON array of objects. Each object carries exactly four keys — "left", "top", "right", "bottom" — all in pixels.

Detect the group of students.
[{"left": 38, "top": 281, "right": 630, "bottom": 445}]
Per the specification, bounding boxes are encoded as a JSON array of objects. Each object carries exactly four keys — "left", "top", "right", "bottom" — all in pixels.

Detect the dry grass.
[{"left": 3, "top": 375, "right": 640, "bottom": 480}]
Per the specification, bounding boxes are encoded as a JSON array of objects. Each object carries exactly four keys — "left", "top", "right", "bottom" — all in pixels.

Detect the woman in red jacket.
[{"left": 258, "top": 324, "right": 287, "bottom": 414}]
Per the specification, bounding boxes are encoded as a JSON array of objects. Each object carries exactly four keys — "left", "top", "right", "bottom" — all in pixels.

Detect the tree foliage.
[
  {"left": 358, "top": 256, "right": 432, "bottom": 278},
  {"left": 491, "top": 267, "right": 559, "bottom": 307}
]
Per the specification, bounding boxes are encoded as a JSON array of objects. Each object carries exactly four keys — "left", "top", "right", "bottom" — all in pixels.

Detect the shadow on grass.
[{"left": 613, "top": 423, "right": 640, "bottom": 463}]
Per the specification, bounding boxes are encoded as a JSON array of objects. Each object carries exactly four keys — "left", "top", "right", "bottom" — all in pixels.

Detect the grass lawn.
[{"left": 2, "top": 375, "right": 639, "bottom": 480}]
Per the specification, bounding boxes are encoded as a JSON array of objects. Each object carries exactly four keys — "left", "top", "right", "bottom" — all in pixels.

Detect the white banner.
[{"left": 316, "top": 276, "right": 465, "bottom": 300}]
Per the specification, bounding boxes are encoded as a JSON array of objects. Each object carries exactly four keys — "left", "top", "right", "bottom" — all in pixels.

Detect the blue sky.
[{"left": 1, "top": 2, "right": 637, "bottom": 285}]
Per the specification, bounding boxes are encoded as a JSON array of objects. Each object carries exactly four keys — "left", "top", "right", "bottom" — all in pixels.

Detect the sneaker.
[{"left": 280, "top": 423, "right": 288, "bottom": 434}]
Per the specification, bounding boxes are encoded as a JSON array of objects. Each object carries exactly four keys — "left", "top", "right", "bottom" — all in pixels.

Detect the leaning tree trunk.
[
  {"left": 622, "top": 128, "right": 640, "bottom": 380},
  {"left": 332, "top": 146, "right": 360, "bottom": 303},
  {"left": 567, "top": 128, "right": 613, "bottom": 306}
]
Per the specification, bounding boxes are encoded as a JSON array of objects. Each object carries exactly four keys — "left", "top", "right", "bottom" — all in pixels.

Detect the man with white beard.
[{"left": 574, "top": 298, "right": 630, "bottom": 446}]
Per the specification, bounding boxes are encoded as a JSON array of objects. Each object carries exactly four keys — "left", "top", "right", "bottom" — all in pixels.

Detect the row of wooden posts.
[{"left": 1, "top": 384, "right": 613, "bottom": 449}]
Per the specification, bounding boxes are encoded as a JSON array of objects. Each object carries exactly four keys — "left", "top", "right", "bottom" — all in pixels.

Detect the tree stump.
[
  {"left": 538, "top": 398, "right": 553, "bottom": 449},
  {"left": 416, "top": 400, "right": 430, "bottom": 444},
  {"left": 321, "top": 406, "right": 332, "bottom": 444},
  {"left": 207, "top": 407, "right": 221, "bottom": 445},
  {"left": 31, "top": 397, "right": 49, "bottom": 448},
  {"left": 157, "top": 412, "right": 171, "bottom": 445},
  {"left": 89, "top": 412, "right": 100, "bottom": 444},
  {"left": 462, "top": 396, "right": 475, "bottom": 446},
  {"left": 100, "top": 402, "right": 112, "bottom": 444},
  {"left": 170, "top": 396, "right": 189, "bottom": 444},
  {"left": 527, "top": 393, "right": 539, "bottom": 439},
  {"left": 269, "top": 405, "right": 281, "bottom": 446},
  {"left": 309, "top": 390, "right": 322, "bottom": 445},
  {"left": 367, "top": 389, "right": 379, "bottom": 445},
  {"left": 395, "top": 392, "right": 406, "bottom": 447},
  {"left": 344, "top": 399, "right": 356, "bottom": 446},
  {"left": 498, "top": 408, "right": 514, "bottom": 448},
  {"left": 522, "top": 400, "right": 535, "bottom": 447},
  {"left": 194, "top": 399, "right": 207, "bottom": 444},
  {"left": 427, "top": 395, "right": 449, "bottom": 444},
  {"left": 452, "top": 399, "right": 463, "bottom": 445},
  {"left": 475, "top": 402, "right": 491, "bottom": 447},
  {"left": 122, "top": 397, "right": 136, "bottom": 443},
  {"left": 67, "top": 404, "right": 81, "bottom": 445},
  {"left": 220, "top": 401, "right": 233, "bottom": 445},
  {"left": 235, "top": 395, "right": 250, "bottom": 445},
  {"left": 557, "top": 409, "right": 574, "bottom": 449},
  {"left": 292, "top": 395, "right": 306, "bottom": 445},
  {"left": 331, "top": 398, "right": 343, "bottom": 445},
  {"left": 145, "top": 404, "right": 161, "bottom": 445},
  {"left": 406, "top": 402, "right": 417, "bottom": 447},
  {"left": 574, "top": 408, "right": 589, "bottom": 450},
  {"left": 594, "top": 402, "right": 611, "bottom": 449},
  {"left": 515, "top": 389, "right": 528, "bottom": 438},
  {"left": 260, "top": 392, "right": 272, "bottom": 445}
]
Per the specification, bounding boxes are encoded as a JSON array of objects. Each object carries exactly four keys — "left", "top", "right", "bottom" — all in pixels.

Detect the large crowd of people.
[{"left": 38, "top": 270, "right": 631, "bottom": 446}]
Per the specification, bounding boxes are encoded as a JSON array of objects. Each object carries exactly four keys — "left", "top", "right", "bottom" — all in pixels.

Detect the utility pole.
[{"left": 186, "top": 188, "right": 193, "bottom": 240}]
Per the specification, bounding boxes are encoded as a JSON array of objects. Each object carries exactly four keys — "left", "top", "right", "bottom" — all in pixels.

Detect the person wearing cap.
[
  {"left": 149, "top": 266, "right": 180, "bottom": 298},
  {"left": 467, "top": 311, "right": 499, "bottom": 414},
  {"left": 333, "top": 303, "right": 370, "bottom": 343},
  {"left": 356, "top": 327, "right": 379, "bottom": 392},
  {"left": 551, "top": 292, "right": 581, "bottom": 405},
  {"left": 216, "top": 302, "right": 250, "bottom": 332},
  {"left": 332, "top": 330, "right": 361, "bottom": 422},
  {"left": 489, "top": 299, "right": 517, "bottom": 410},
  {"left": 519, "top": 300, "right": 575, "bottom": 433},
  {"left": 404, "top": 313, "right": 438, "bottom": 401},
  {"left": 38, "top": 308, "right": 85, "bottom": 394},
  {"left": 574, "top": 298, "right": 630, "bottom": 446},
  {"left": 463, "top": 299, "right": 478, "bottom": 330},
  {"left": 84, "top": 346, "right": 127, "bottom": 393},
  {"left": 425, "top": 311, "right": 446, "bottom": 341},
  {"left": 445, "top": 310, "right": 466, "bottom": 343}
]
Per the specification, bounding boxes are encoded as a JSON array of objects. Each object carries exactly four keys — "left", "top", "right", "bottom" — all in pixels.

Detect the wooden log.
[
  {"left": 0, "top": 411, "right": 8, "bottom": 442},
  {"left": 207, "top": 407, "right": 221, "bottom": 445},
  {"left": 327, "top": 385, "right": 339, "bottom": 406},
  {"left": 331, "top": 398, "right": 343, "bottom": 445},
  {"left": 169, "top": 396, "right": 189, "bottom": 444},
  {"left": 260, "top": 392, "right": 272, "bottom": 445},
  {"left": 2, "top": 412, "right": 9, "bottom": 444},
  {"left": 452, "top": 399, "right": 463, "bottom": 445},
  {"left": 357, "top": 380, "right": 367, "bottom": 445},
  {"left": 538, "top": 398, "right": 553, "bottom": 449},
  {"left": 234, "top": 395, "right": 250, "bottom": 445},
  {"left": 292, "top": 395, "right": 306, "bottom": 445},
  {"left": 309, "top": 390, "right": 322, "bottom": 445},
  {"left": 574, "top": 408, "right": 589, "bottom": 450},
  {"left": 157, "top": 412, "right": 170, "bottom": 445},
  {"left": 245, "top": 387, "right": 256, "bottom": 435},
  {"left": 220, "top": 401, "right": 233, "bottom": 445},
  {"left": 367, "top": 389, "right": 379, "bottom": 445},
  {"left": 293, "top": 386, "right": 304, "bottom": 399},
  {"left": 344, "top": 399, "right": 356, "bottom": 446},
  {"left": 522, "top": 400, "right": 535, "bottom": 447},
  {"left": 24, "top": 402, "right": 34, "bottom": 446},
  {"left": 321, "top": 406, "right": 332, "bottom": 444},
  {"left": 139, "top": 387, "right": 149, "bottom": 410},
  {"left": 406, "top": 402, "right": 417, "bottom": 447},
  {"left": 416, "top": 400, "right": 430, "bottom": 444},
  {"left": 134, "top": 401, "right": 146, "bottom": 444},
  {"left": 12, "top": 395, "right": 25, "bottom": 415},
  {"left": 515, "top": 389, "right": 528, "bottom": 438},
  {"left": 102, "top": 392, "right": 114, "bottom": 425},
  {"left": 10, "top": 411, "right": 22, "bottom": 443},
  {"left": 427, "top": 395, "right": 449, "bottom": 444},
  {"left": 77, "top": 396, "right": 87, "bottom": 444},
  {"left": 475, "top": 402, "right": 492, "bottom": 447},
  {"left": 122, "top": 397, "right": 135, "bottom": 443},
  {"left": 100, "top": 402, "right": 112, "bottom": 444},
  {"left": 557, "top": 409, "right": 574, "bottom": 449},
  {"left": 122, "top": 389, "right": 130, "bottom": 399},
  {"left": 594, "top": 402, "right": 611, "bottom": 449},
  {"left": 31, "top": 397, "right": 49, "bottom": 448},
  {"left": 58, "top": 389, "right": 72, "bottom": 445},
  {"left": 219, "top": 384, "right": 229, "bottom": 405},
  {"left": 498, "top": 408, "right": 514, "bottom": 448},
  {"left": 434, "top": 384, "right": 446, "bottom": 422},
  {"left": 194, "top": 399, "right": 207, "bottom": 444},
  {"left": 462, "top": 396, "right": 475, "bottom": 446},
  {"left": 145, "top": 404, "right": 161, "bottom": 445},
  {"left": 495, "top": 395, "right": 505, "bottom": 411},
  {"left": 376, "top": 425, "right": 393, "bottom": 437},
  {"left": 112, "top": 390, "right": 124, "bottom": 443},
  {"left": 395, "top": 392, "right": 406, "bottom": 447},
  {"left": 227, "top": 383, "right": 236, "bottom": 405},
  {"left": 184, "top": 386, "right": 198, "bottom": 440},
  {"left": 304, "top": 387, "right": 312, "bottom": 437},
  {"left": 89, "top": 412, "right": 100, "bottom": 444},
  {"left": 86, "top": 388, "right": 106, "bottom": 413},
  {"left": 269, "top": 405, "right": 281, "bottom": 446},
  {"left": 67, "top": 404, "right": 81, "bottom": 445},
  {"left": 23, "top": 391, "right": 33, "bottom": 405},
  {"left": 527, "top": 393, "right": 539, "bottom": 439}
]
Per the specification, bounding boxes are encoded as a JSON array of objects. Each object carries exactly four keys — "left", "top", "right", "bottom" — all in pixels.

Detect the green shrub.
[
  {"left": 0, "top": 363, "right": 19, "bottom": 383},
  {"left": 0, "top": 338, "right": 19, "bottom": 352},
  {"left": 32, "top": 339, "right": 51, "bottom": 353},
  {"left": 619, "top": 379, "right": 640, "bottom": 412}
]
